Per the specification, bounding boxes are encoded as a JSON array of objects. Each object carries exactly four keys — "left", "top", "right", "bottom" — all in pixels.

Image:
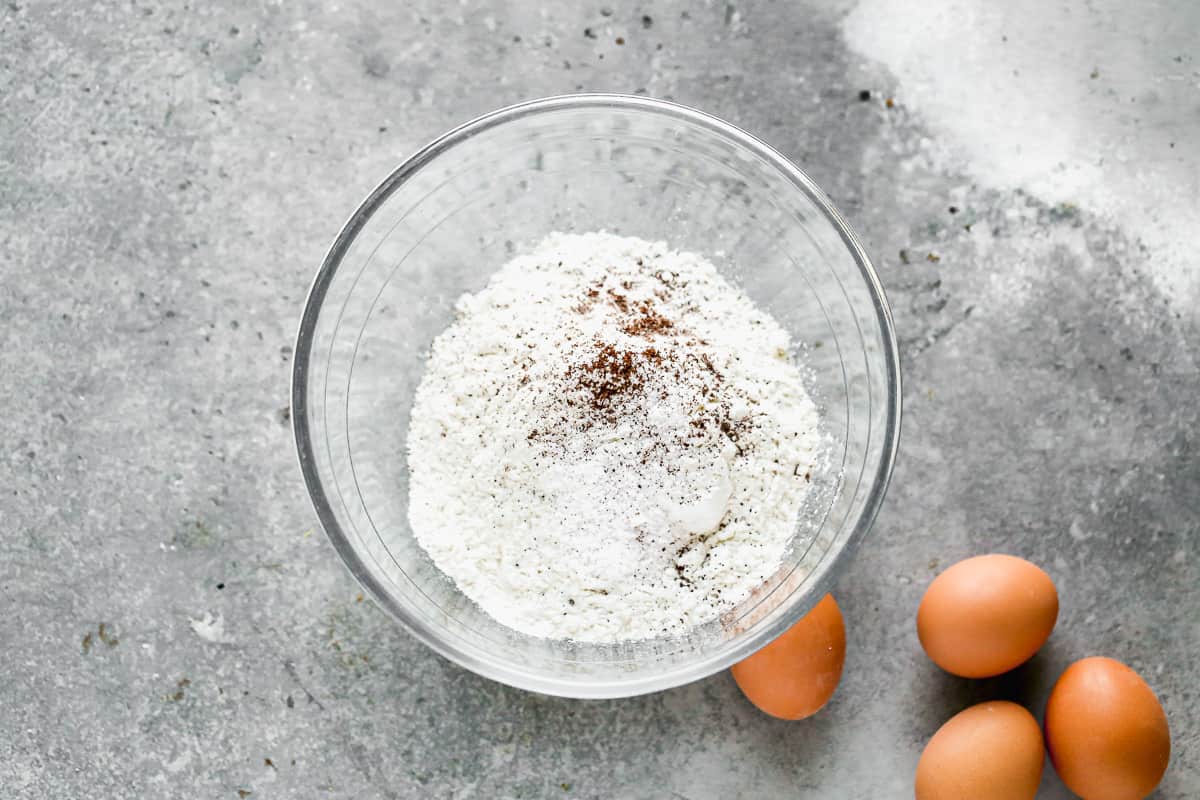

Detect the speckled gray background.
[{"left": 2, "top": 1, "right": 1197, "bottom": 797}]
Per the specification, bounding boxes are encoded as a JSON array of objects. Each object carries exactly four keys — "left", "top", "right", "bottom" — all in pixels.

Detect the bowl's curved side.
[{"left": 291, "top": 93, "right": 901, "bottom": 698}]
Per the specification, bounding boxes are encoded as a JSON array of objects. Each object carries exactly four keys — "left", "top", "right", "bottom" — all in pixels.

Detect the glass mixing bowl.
[{"left": 292, "top": 94, "right": 900, "bottom": 698}]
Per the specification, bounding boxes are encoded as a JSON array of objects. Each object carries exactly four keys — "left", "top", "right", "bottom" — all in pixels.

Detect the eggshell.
[
  {"left": 917, "top": 554, "right": 1058, "bottom": 678},
  {"left": 1045, "top": 656, "right": 1170, "bottom": 800},
  {"left": 731, "top": 593, "right": 845, "bottom": 720},
  {"left": 915, "top": 700, "right": 1044, "bottom": 800}
]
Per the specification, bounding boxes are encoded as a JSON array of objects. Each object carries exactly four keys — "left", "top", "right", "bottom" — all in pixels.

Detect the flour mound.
[{"left": 407, "top": 232, "right": 824, "bottom": 642}]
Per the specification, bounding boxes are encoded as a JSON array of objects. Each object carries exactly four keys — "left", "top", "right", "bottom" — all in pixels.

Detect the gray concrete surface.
[{"left": 2, "top": 1, "right": 1197, "bottom": 797}]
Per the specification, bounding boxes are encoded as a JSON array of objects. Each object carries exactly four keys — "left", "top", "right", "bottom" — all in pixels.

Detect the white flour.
[
  {"left": 843, "top": 0, "right": 1200, "bottom": 307},
  {"left": 406, "top": 232, "right": 825, "bottom": 642}
]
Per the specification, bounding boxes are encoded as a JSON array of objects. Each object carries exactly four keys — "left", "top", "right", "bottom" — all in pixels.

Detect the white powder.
[
  {"left": 406, "top": 232, "right": 825, "bottom": 642},
  {"left": 843, "top": 0, "right": 1200, "bottom": 307}
]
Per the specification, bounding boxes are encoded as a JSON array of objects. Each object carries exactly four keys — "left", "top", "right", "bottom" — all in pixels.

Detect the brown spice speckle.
[
  {"left": 619, "top": 301, "right": 674, "bottom": 337},
  {"left": 569, "top": 343, "right": 661, "bottom": 409},
  {"left": 97, "top": 623, "right": 119, "bottom": 647}
]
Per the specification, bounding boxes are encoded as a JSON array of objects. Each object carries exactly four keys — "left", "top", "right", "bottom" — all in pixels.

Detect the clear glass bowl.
[{"left": 292, "top": 94, "right": 900, "bottom": 698}]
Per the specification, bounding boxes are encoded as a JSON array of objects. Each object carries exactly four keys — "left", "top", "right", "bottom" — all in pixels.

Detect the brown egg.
[
  {"left": 731, "top": 593, "right": 845, "bottom": 720},
  {"left": 915, "top": 700, "right": 1044, "bottom": 800},
  {"left": 1045, "top": 656, "right": 1170, "bottom": 800},
  {"left": 917, "top": 554, "right": 1058, "bottom": 678}
]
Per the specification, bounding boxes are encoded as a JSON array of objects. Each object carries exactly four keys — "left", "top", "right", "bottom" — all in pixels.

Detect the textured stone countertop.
[{"left": 2, "top": 1, "right": 1196, "bottom": 797}]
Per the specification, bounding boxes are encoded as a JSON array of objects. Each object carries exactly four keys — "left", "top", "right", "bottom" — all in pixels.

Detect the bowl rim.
[{"left": 291, "top": 92, "right": 902, "bottom": 698}]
